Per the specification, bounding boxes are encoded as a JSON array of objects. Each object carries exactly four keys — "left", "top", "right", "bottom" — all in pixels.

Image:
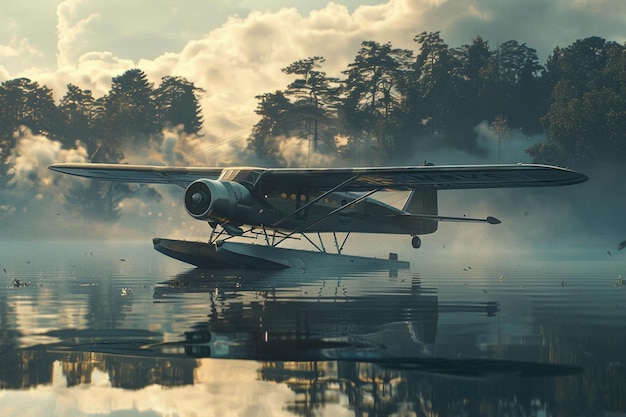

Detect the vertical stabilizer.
[
  {"left": 403, "top": 190, "right": 438, "bottom": 215},
  {"left": 402, "top": 189, "right": 438, "bottom": 234}
]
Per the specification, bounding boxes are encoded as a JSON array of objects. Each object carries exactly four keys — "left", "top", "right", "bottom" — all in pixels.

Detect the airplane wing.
[
  {"left": 258, "top": 164, "right": 588, "bottom": 191},
  {"left": 48, "top": 163, "right": 223, "bottom": 187},
  {"left": 49, "top": 162, "right": 587, "bottom": 191}
]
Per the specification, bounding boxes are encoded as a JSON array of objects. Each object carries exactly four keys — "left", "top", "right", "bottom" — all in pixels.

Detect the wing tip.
[{"left": 47, "top": 163, "right": 72, "bottom": 174}]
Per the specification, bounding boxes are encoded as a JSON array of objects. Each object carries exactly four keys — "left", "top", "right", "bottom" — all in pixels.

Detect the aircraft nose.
[
  {"left": 191, "top": 192, "right": 203, "bottom": 204},
  {"left": 185, "top": 180, "right": 213, "bottom": 217}
]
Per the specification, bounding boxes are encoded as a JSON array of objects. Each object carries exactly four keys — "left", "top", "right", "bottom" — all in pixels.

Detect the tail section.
[{"left": 402, "top": 190, "right": 438, "bottom": 234}]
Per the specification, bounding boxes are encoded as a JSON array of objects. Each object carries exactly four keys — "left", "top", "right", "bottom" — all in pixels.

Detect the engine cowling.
[{"left": 184, "top": 179, "right": 252, "bottom": 223}]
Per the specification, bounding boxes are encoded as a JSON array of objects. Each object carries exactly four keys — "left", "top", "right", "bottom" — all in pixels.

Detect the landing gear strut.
[{"left": 411, "top": 235, "right": 421, "bottom": 249}]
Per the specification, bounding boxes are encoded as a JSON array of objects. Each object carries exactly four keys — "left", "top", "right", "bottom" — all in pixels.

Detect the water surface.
[{"left": 1, "top": 240, "right": 625, "bottom": 416}]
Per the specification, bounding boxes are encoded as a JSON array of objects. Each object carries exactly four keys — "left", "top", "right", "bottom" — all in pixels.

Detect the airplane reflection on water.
[
  {"left": 0, "top": 266, "right": 580, "bottom": 394},
  {"left": 151, "top": 268, "right": 576, "bottom": 377},
  {"left": 156, "top": 266, "right": 442, "bottom": 363}
]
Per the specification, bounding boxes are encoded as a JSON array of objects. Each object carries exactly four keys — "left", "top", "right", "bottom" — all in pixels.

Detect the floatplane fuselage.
[{"left": 49, "top": 163, "right": 587, "bottom": 268}]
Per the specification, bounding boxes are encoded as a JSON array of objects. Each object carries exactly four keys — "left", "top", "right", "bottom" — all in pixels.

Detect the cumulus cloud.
[
  {"left": 0, "top": 34, "right": 42, "bottom": 60},
  {"left": 6, "top": 127, "right": 88, "bottom": 190},
  {"left": 56, "top": 0, "right": 100, "bottom": 68},
  {"left": 0, "top": 35, "right": 44, "bottom": 76},
  {"left": 0, "top": 128, "right": 89, "bottom": 236}
]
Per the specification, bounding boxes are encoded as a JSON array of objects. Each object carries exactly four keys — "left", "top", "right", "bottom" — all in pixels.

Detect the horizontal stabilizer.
[{"left": 397, "top": 213, "right": 501, "bottom": 225}]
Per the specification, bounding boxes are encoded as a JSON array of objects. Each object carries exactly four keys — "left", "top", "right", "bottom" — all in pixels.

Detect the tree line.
[
  {"left": 2, "top": 34, "right": 624, "bottom": 173},
  {"left": 0, "top": 69, "right": 204, "bottom": 220},
  {"left": 249, "top": 33, "right": 626, "bottom": 169},
  {"left": 1, "top": 69, "right": 203, "bottom": 167}
]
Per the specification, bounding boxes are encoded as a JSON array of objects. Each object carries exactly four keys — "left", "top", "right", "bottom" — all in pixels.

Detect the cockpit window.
[{"left": 219, "top": 169, "right": 264, "bottom": 188}]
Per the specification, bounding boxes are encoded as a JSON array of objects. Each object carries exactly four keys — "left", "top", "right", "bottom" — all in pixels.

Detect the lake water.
[{"left": 1, "top": 240, "right": 625, "bottom": 417}]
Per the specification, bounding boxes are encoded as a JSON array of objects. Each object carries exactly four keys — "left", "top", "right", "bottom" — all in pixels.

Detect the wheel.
[{"left": 411, "top": 235, "right": 421, "bottom": 249}]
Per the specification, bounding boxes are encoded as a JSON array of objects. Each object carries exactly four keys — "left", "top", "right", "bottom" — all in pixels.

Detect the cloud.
[
  {"left": 6, "top": 126, "right": 88, "bottom": 190},
  {"left": 56, "top": 0, "right": 101, "bottom": 68},
  {"left": 0, "top": 128, "right": 90, "bottom": 237},
  {"left": 0, "top": 35, "right": 44, "bottom": 75},
  {"left": 0, "top": 34, "right": 41, "bottom": 60}
]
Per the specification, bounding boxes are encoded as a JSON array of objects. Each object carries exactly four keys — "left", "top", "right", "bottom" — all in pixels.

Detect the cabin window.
[
  {"left": 219, "top": 169, "right": 264, "bottom": 188},
  {"left": 323, "top": 197, "right": 329, "bottom": 204},
  {"left": 290, "top": 194, "right": 297, "bottom": 201},
  {"left": 300, "top": 194, "right": 307, "bottom": 202},
  {"left": 281, "top": 192, "right": 287, "bottom": 200}
]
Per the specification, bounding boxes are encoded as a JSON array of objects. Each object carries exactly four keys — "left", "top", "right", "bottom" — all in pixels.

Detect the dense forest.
[
  {"left": 0, "top": 69, "right": 205, "bottom": 220},
  {"left": 248, "top": 33, "right": 626, "bottom": 168},
  {"left": 1, "top": 33, "right": 625, "bottom": 221}
]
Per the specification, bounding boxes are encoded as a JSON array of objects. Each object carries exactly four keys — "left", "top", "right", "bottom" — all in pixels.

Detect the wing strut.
[
  {"left": 271, "top": 175, "right": 359, "bottom": 228},
  {"left": 271, "top": 188, "right": 379, "bottom": 247},
  {"left": 289, "top": 233, "right": 322, "bottom": 253},
  {"left": 333, "top": 232, "right": 351, "bottom": 255}
]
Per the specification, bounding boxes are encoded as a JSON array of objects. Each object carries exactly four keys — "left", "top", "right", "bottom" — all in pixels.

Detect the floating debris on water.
[
  {"left": 11, "top": 278, "right": 34, "bottom": 288},
  {"left": 614, "top": 275, "right": 623, "bottom": 288},
  {"left": 121, "top": 287, "right": 132, "bottom": 296}
]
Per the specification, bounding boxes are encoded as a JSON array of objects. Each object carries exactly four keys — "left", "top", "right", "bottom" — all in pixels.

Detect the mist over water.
[{"left": 1, "top": 120, "right": 624, "bottom": 261}]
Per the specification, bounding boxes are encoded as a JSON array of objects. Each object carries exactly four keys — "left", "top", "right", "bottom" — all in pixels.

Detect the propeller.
[{"left": 185, "top": 182, "right": 212, "bottom": 216}]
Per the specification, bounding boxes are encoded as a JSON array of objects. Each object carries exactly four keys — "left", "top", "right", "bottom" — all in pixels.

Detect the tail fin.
[
  {"left": 403, "top": 190, "right": 438, "bottom": 234},
  {"left": 403, "top": 189, "right": 438, "bottom": 215}
]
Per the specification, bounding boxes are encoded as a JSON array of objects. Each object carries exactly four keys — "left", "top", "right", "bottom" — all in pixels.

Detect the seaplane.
[{"left": 48, "top": 162, "right": 587, "bottom": 268}]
